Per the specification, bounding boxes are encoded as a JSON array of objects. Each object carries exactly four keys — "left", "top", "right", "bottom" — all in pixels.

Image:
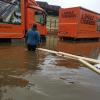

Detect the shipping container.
[
  {"left": 58, "top": 7, "right": 100, "bottom": 39},
  {"left": 0, "top": 0, "right": 47, "bottom": 39}
]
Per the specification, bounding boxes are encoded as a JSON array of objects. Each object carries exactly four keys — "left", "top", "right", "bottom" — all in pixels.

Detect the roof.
[
  {"left": 61, "top": 6, "right": 100, "bottom": 15},
  {"left": 36, "top": 1, "right": 61, "bottom": 16},
  {"left": 79, "top": 6, "right": 100, "bottom": 15}
]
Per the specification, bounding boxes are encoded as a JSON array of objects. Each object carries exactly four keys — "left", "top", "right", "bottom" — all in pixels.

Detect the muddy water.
[{"left": 0, "top": 37, "right": 100, "bottom": 100}]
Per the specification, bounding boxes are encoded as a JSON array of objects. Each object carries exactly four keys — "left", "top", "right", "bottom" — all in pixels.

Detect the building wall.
[
  {"left": 36, "top": 1, "right": 60, "bottom": 34},
  {"left": 46, "top": 16, "right": 58, "bottom": 33}
]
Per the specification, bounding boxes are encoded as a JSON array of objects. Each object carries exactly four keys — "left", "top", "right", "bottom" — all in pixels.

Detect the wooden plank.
[
  {"left": 37, "top": 48, "right": 100, "bottom": 74},
  {"left": 79, "top": 59, "right": 100, "bottom": 74},
  {"left": 37, "top": 48, "right": 100, "bottom": 64},
  {"left": 59, "top": 52, "right": 100, "bottom": 64}
]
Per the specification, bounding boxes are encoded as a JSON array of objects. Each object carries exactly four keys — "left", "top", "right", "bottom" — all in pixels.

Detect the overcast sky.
[{"left": 36, "top": 0, "right": 100, "bottom": 13}]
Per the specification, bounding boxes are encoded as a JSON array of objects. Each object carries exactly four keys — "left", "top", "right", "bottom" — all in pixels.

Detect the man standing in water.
[{"left": 25, "top": 24, "right": 40, "bottom": 51}]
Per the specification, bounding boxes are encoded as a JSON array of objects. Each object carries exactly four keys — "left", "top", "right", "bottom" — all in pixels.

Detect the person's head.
[{"left": 32, "top": 24, "right": 37, "bottom": 30}]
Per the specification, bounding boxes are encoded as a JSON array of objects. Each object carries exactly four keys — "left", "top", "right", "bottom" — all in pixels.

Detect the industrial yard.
[{"left": 0, "top": 0, "right": 100, "bottom": 100}]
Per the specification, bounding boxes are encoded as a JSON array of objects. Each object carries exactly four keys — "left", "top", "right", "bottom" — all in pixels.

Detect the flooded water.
[{"left": 0, "top": 36, "right": 100, "bottom": 100}]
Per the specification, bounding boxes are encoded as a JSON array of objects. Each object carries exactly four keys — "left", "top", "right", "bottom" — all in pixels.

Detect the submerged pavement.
[{"left": 0, "top": 36, "right": 100, "bottom": 100}]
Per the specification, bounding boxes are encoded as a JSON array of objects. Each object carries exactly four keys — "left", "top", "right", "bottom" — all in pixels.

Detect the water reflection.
[
  {"left": 56, "top": 41, "right": 100, "bottom": 59},
  {"left": 0, "top": 46, "right": 40, "bottom": 83},
  {"left": 44, "top": 38, "right": 100, "bottom": 69},
  {"left": 0, "top": 44, "right": 45, "bottom": 100},
  {"left": 0, "top": 38, "right": 100, "bottom": 100}
]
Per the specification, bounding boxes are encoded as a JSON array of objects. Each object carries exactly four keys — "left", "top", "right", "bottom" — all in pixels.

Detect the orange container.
[
  {"left": 0, "top": 0, "right": 47, "bottom": 38},
  {"left": 58, "top": 7, "right": 100, "bottom": 38}
]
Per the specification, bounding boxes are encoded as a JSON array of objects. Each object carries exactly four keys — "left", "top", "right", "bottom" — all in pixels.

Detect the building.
[{"left": 37, "top": 1, "right": 61, "bottom": 33}]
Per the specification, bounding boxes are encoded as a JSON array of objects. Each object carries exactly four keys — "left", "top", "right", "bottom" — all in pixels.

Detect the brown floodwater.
[{"left": 0, "top": 36, "right": 100, "bottom": 100}]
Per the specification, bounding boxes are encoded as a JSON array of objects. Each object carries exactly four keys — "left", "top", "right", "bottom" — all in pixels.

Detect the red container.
[
  {"left": 58, "top": 7, "right": 100, "bottom": 39},
  {"left": 0, "top": 0, "right": 47, "bottom": 38}
]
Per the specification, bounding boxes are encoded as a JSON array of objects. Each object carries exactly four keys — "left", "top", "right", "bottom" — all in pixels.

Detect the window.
[
  {"left": 96, "top": 19, "right": 100, "bottom": 32},
  {"left": 35, "top": 11, "right": 45, "bottom": 25}
]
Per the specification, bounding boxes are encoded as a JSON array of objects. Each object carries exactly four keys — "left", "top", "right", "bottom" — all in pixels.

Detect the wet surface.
[{"left": 0, "top": 36, "right": 100, "bottom": 100}]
